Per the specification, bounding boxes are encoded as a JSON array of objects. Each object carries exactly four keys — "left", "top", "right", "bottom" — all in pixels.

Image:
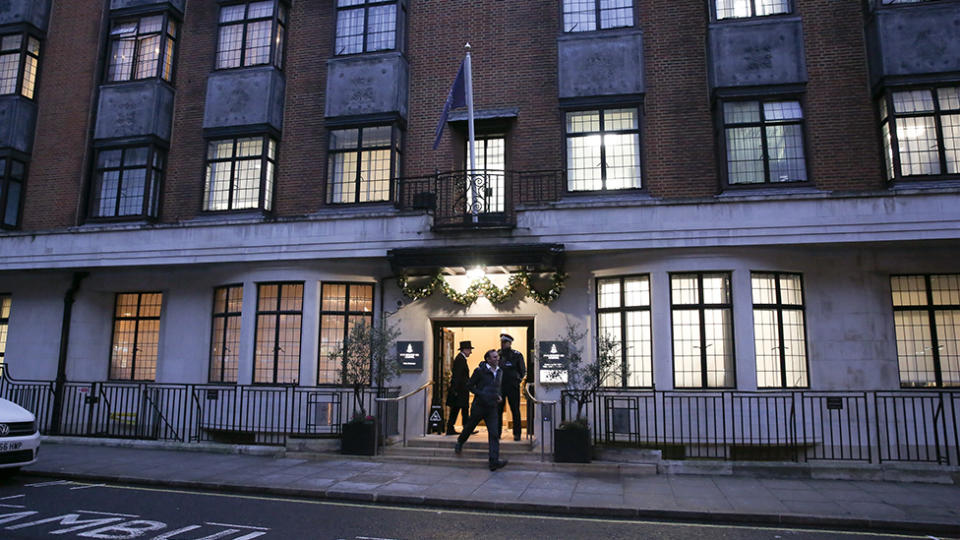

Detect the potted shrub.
[
  {"left": 333, "top": 319, "right": 400, "bottom": 455},
  {"left": 549, "top": 322, "right": 620, "bottom": 463}
]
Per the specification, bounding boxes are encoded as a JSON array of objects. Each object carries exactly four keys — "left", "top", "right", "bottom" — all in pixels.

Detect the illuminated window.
[
  {"left": 723, "top": 100, "right": 807, "bottom": 185},
  {"left": 327, "top": 126, "right": 400, "bottom": 204},
  {"left": 254, "top": 282, "right": 302, "bottom": 384},
  {"left": 891, "top": 275, "right": 960, "bottom": 387},
  {"left": 566, "top": 107, "right": 642, "bottom": 192},
  {"left": 715, "top": 0, "right": 790, "bottom": 20},
  {"left": 0, "top": 295, "right": 10, "bottom": 366},
  {"left": 465, "top": 136, "right": 505, "bottom": 213},
  {"left": 671, "top": 273, "right": 735, "bottom": 388},
  {"left": 110, "top": 293, "right": 163, "bottom": 381},
  {"left": 216, "top": 1, "right": 287, "bottom": 69},
  {"left": 318, "top": 283, "right": 374, "bottom": 385},
  {"left": 335, "top": 0, "right": 401, "bottom": 55},
  {"left": 203, "top": 136, "right": 277, "bottom": 212},
  {"left": 752, "top": 272, "right": 808, "bottom": 388},
  {"left": 879, "top": 87, "right": 960, "bottom": 181},
  {"left": 90, "top": 146, "right": 164, "bottom": 219},
  {"left": 563, "top": 0, "right": 634, "bottom": 32},
  {"left": 106, "top": 14, "right": 178, "bottom": 82},
  {"left": 0, "top": 32, "right": 40, "bottom": 99},
  {"left": 597, "top": 275, "right": 652, "bottom": 387},
  {"left": 210, "top": 285, "right": 243, "bottom": 383}
]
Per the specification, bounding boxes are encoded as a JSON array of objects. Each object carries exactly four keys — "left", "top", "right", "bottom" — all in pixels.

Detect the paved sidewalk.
[{"left": 23, "top": 441, "right": 960, "bottom": 535}]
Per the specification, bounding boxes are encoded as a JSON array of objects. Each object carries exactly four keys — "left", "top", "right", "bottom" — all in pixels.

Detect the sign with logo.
[
  {"left": 397, "top": 341, "right": 424, "bottom": 371},
  {"left": 428, "top": 405, "right": 445, "bottom": 434},
  {"left": 539, "top": 341, "right": 568, "bottom": 384},
  {"left": 0, "top": 424, "right": 9, "bottom": 437}
]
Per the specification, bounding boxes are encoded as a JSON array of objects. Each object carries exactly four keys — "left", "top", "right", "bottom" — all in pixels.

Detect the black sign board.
[
  {"left": 826, "top": 397, "right": 844, "bottom": 410},
  {"left": 539, "top": 341, "right": 568, "bottom": 384},
  {"left": 397, "top": 341, "right": 424, "bottom": 371},
  {"left": 428, "top": 405, "right": 445, "bottom": 434},
  {"left": 206, "top": 389, "right": 219, "bottom": 400}
]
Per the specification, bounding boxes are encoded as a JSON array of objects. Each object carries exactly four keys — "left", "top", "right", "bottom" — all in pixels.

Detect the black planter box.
[
  {"left": 554, "top": 426, "right": 591, "bottom": 463},
  {"left": 341, "top": 420, "right": 377, "bottom": 456}
]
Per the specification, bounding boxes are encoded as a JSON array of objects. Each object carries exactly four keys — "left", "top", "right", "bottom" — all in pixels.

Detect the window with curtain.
[
  {"left": 671, "top": 273, "right": 735, "bottom": 388},
  {"left": 597, "top": 275, "right": 653, "bottom": 387}
]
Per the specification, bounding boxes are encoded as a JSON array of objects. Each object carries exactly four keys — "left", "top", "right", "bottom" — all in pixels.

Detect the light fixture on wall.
[{"left": 466, "top": 266, "right": 486, "bottom": 282}]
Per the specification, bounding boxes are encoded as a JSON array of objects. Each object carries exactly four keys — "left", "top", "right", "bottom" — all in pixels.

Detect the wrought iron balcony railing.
[{"left": 397, "top": 170, "right": 564, "bottom": 230}]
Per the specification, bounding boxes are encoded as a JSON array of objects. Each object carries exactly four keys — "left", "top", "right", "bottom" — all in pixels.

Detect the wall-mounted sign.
[
  {"left": 397, "top": 341, "right": 424, "bottom": 371},
  {"left": 539, "top": 341, "right": 568, "bottom": 384}
]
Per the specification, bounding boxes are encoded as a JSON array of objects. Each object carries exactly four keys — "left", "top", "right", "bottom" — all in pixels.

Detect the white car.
[{"left": 0, "top": 398, "right": 40, "bottom": 472}]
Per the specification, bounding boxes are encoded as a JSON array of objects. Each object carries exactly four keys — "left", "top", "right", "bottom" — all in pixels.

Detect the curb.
[{"left": 20, "top": 467, "right": 958, "bottom": 536}]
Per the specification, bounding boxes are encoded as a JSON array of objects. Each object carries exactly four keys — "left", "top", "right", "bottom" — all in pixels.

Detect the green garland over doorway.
[{"left": 397, "top": 271, "right": 567, "bottom": 307}]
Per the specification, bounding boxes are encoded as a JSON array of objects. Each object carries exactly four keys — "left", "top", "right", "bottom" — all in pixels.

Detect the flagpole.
[{"left": 464, "top": 43, "right": 478, "bottom": 224}]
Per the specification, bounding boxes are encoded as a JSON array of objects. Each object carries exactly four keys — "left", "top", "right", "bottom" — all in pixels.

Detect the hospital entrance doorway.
[{"left": 432, "top": 320, "right": 534, "bottom": 439}]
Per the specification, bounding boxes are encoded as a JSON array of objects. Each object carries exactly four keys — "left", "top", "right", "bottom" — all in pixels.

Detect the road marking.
[
  {"left": 69, "top": 483, "right": 106, "bottom": 491},
  {"left": 0, "top": 504, "right": 25, "bottom": 509},
  {"left": 205, "top": 521, "right": 270, "bottom": 531},
  {"left": 89, "top": 482, "right": 928, "bottom": 538},
  {"left": 76, "top": 510, "right": 140, "bottom": 518},
  {"left": 356, "top": 536, "right": 399, "bottom": 540},
  {"left": 0, "top": 495, "right": 24, "bottom": 500},
  {"left": 24, "top": 480, "right": 70, "bottom": 487}
]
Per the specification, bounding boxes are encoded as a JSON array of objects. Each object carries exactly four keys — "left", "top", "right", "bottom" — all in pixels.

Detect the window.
[
  {"left": 671, "top": 273, "right": 735, "bottom": 388},
  {"left": 597, "top": 276, "right": 652, "bottom": 387},
  {"left": 723, "top": 100, "right": 807, "bottom": 185},
  {"left": 566, "top": 107, "right": 642, "bottom": 192},
  {"left": 563, "top": 0, "right": 634, "bottom": 32},
  {"left": 0, "top": 295, "right": 10, "bottom": 366},
  {"left": 210, "top": 285, "right": 243, "bottom": 383},
  {"left": 466, "top": 136, "right": 505, "bottom": 213},
  {"left": 752, "top": 272, "right": 808, "bottom": 388},
  {"left": 335, "top": 0, "right": 400, "bottom": 55},
  {"left": 90, "top": 146, "right": 164, "bottom": 219},
  {"left": 879, "top": 87, "right": 960, "bottom": 181},
  {"left": 327, "top": 126, "right": 400, "bottom": 204},
  {"left": 891, "top": 275, "right": 960, "bottom": 387},
  {"left": 106, "top": 14, "right": 178, "bottom": 82},
  {"left": 204, "top": 136, "right": 276, "bottom": 212},
  {"left": 254, "top": 282, "right": 302, "bottom": 384},
  {"left": 318, "top": 283, "right": 374, "bottom": 385},
  {"left": 0, "top": 33, "right": 39, "bottom": 99},
  {"left": 216, "top": 1, "right": 287, "bottom": 69},
  {"left": 110, "top": 293, "right": 163, "bottom": 381},
  {"left": 0, "top": 157, "right": 26, "bottom": 229},
  {"left": 715, "top": 0, "right": 790, "bottom": 19}
]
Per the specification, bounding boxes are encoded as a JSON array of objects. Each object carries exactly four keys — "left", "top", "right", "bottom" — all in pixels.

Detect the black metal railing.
[
  {"left": 0, "top": 368, "right": 396, "bottom": 447},
  {"left": 561, "top": 389, "right": 960, "bottom": 465},
  {"left": 396, "top": 169, "right": 564, "bottom": 230}
]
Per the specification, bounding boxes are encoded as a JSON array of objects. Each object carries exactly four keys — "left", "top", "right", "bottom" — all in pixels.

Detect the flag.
[{"left": 432, "top": 59, "right": 468, "bottom": 150}]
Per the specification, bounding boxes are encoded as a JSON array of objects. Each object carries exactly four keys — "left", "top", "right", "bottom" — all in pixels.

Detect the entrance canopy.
[{"left": 387, "top": 243, "right": 564, "bottom": 276}]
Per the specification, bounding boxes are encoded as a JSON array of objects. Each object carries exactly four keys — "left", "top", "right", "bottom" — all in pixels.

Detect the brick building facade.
[{"left": 0, "top": 0, "right": 959, "bottom": 460}]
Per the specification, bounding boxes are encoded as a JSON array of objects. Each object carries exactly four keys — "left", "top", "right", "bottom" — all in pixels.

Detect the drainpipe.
[{"left": 50, "top": 271, "right": 88, "bottom": 435}]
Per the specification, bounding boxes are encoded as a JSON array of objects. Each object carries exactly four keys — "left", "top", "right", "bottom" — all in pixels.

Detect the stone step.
[
  {"left": 405, "top": 434, "right": 536, "bottom": 451},
  {"left": 382, "top": 445, "right": 543, "bottom": 461}
]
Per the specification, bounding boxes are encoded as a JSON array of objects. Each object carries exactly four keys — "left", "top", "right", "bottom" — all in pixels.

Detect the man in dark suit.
[
  {"left": 498, "top": 332, "right": 526, "bottom": 441},
  {"left": 445, "top": 340, "right": 472, "bottom": 435},
  {"left": 454, "top": 349, "right": 508, "bottom": 471}
]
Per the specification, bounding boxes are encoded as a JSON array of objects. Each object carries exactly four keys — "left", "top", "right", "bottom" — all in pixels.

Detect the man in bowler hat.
[
  {"left": 455, "top": 349, "right": 508, "bottom": 471},
  {"left": 498, "top": 332, "right": 526, "bottom": 441},
  {"left": 445, "top": 340, "right": 472, "bottom": 435}
]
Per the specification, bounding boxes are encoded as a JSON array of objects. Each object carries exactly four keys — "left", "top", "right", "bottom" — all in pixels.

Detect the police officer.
[
  {"left": 497, "top": 332, "right": 526, "bottom": 441},
  {"left": 445, "top": 341, "right": 472, "bottom": 435}
]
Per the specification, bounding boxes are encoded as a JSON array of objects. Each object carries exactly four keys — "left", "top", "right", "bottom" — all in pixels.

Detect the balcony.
[{"left": 397, "top": 170, "right": 563, "bottom": 231}]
